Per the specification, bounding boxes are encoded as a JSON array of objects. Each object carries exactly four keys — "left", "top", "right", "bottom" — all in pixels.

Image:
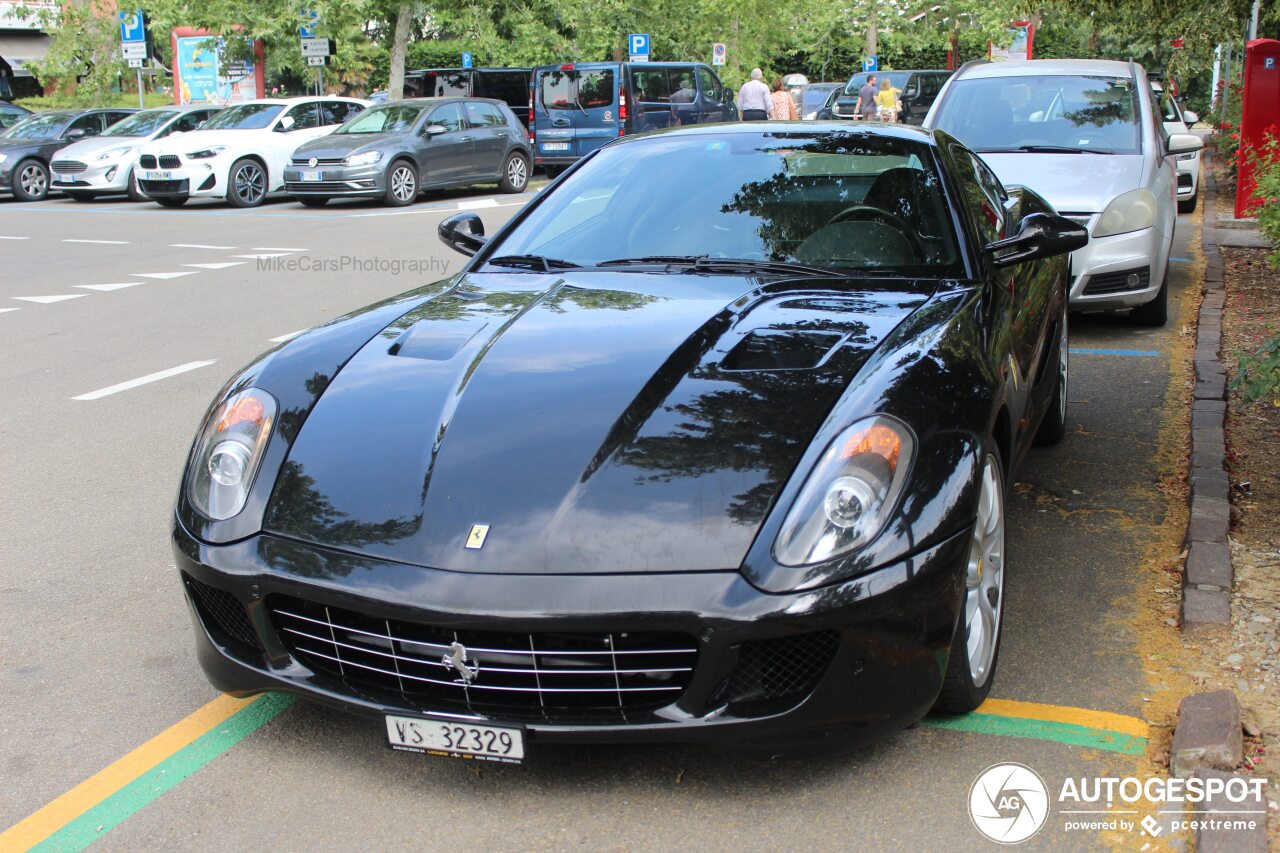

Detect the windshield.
[
  {"left": 103, "top": 110, "right": 179, "bottom": 137},
  {"left": 931, "top": 75, "right": 1142, "bottom": 155},
  {"left": 488, "top": 131, "right": 962, "bottom": 276},
  {"left": 200, "top": 103, "right": 284, "bottom": 130},
  {"left": 803, "top": 88, "right": 838, "bottom": 111},
  {"left": 337, "top": 104, "right": 425, "bottom": 134},
  {"left": 843, "top": 73, "right": 909, "bottom": 95},
  {"left": 4, "top": 112, "right": 74, "bottom": 139}
]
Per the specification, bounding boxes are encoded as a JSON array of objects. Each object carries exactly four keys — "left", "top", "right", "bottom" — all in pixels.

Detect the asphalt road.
[{"left": 0, "top": 187, "right": 1201, "bottom": 852}]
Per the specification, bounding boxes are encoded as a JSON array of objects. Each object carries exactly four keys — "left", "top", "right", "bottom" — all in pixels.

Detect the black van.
[
  {"left": 405, "top": 68, "right": 532, "bottom": 125},
  {"left": 828, "top": 69, "right": 951, "bottom": 125},
  {"left": 530, "top": 61, "right": 737, "bottom": 170}
]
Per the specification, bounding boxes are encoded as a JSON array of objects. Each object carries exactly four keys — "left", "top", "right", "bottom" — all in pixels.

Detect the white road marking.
[
  {"left": 269, "top": 330, "right": 306, "bottom": 343},
  {"left": 63, "top": 238, "right": 130, "bottom": 244},
  {"left": 12, "top": 294, "right": 86, "bottom": 304},
  {"left": 231, "top": 253, "right": 292, "bottom": 259},
  {"left": 253, "top": 246, "right": 307, "bottom": 251},
  {"left": 458, "top": 199, "right": 499, "bottom": 209},
  {"left": 130, "top": 271, "right": 198, "bottom": 279},
  {"left": 73, "top": 360, "right": 217, "bottom": 401},
  {"left": 172, "top": 243, "right": 236, "bottom": 249},
  {"left": 351, "top": 199, "right": 529, "bottom": 218},
  {"left": 75, "top": 282, "right": 143, "bottom": 292},
  {"left": 184, "top": 262, "right": 245, "bottom": 270},
  {"left": 0, "top": 307, "right": 21, "bottom": 314},
  {"left": 0, "top": 236, "right": 32, "bottom": 240}
]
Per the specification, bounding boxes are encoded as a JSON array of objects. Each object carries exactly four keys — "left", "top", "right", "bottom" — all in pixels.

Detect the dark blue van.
[{"left": 530, "top": 61, "right": 737, "bottom": 171}]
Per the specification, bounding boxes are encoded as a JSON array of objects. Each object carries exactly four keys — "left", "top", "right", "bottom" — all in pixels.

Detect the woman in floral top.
[{"left": 770, "top": 79, "right": 798, "bottom": 120}]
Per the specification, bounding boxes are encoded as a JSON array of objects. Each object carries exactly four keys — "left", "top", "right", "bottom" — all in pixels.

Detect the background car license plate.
[
  {"left": 142, "top": 170, "right": 173, "bottom": 181},
  {"left": 541, "top": 142, "right": 569, "bottom": 151},
  {"left": 385, "top": 715, "right": 524, "bottom": 763},
  {"left": 300, "top": 171, "right": 322, "bottom": 182}
]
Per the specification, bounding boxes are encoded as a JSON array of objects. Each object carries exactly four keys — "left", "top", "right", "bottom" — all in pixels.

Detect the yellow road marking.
[
  {"left": 0, "top": 694, "right": 251, "bottom": 851},
  {"left": 977, "top": 697, "right": 1150, "bottom": 739}
]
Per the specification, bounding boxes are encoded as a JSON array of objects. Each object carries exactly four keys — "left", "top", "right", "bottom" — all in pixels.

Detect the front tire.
[
  {"left": 155, "top": 196, "right": 188, "bottom": 208},
  {"left": 384, "top": 160, "right": 417, "bottom": 207},
  {"left": 227, "top": 158, "right": 267, "bottom": 208},
  {"left": 12, "top": 159, "right": 49, "bottom": 202},
  {"left": 498, "top": 151, "right": 529, "bottom": 193},
  {"left": 1178, "top": 195, "right": 1198, "bottom": 213},
  {"left": 1129, "top": 268, "right": 1168, "bottom": 327},
  {"left": 126, "top": 168, "right": 147, "bottom": 202},
  {"left": 936, "top": 446, "right": 1006, "bottom": 714},
  {"left": 297, "top": 196, "right": 329, "bottom": 208},
  {"left": 65, "top": 191, "right": 96, "bottom": 202},
  {"left": 1034, "top": 300, "right": 1069, "bottom": 446}
]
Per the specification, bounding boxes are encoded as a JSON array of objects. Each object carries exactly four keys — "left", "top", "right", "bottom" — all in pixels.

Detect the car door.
[
  {"left": 667, "top": 66, "right": 700, "bottom": 127},
  {"left": 463, "top": 101, "right": 509, "bottom": 179},
  {"left": 571, "top": 67, "right": 618, "bottom": 158},
  {"left": 695, "top": 66, "right": 725, "bottom": 123},
  {"left": 419, "top": 102, "right": 472, "bottom": 185},
  {"left": 266, "top": 102, "right": 324, "bottom": 186},
  {"left": 631, "top": 66, "right": 677, "bottom": 132}
]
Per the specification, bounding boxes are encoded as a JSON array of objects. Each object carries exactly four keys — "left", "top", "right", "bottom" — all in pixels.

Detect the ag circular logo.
[{"left": 968, "top": 763, "right": 1050, "bottom": 844}]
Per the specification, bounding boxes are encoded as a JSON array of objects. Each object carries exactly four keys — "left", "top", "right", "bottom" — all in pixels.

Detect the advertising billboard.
[{"left": 170, "top": 27, "right": 265, "bottom": 104}]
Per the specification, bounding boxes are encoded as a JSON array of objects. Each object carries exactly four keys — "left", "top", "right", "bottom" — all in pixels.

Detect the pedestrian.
[
  {"left": 738, "top": 68, "right": 772, "bottom": 121},
  {"left": 855, "top": 74, "right": 878, "bottom": 120},
  {"left": 770, "top": 78, "right": 798, "bottom": 120},
  {"left": 876, "top": 77, "right": 902, "bottom": 122}
]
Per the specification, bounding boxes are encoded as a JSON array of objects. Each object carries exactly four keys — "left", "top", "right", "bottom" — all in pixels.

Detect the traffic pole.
[{"left": 137, "top": 67, "right": 144, "bottom": 109}]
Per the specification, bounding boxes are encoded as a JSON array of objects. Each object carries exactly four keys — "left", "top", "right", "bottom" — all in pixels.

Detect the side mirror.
[
  {"left": 276, "top": 115, "right": 296, "bottom": 132},
  {"left": 1182, "top": 110, "right": 1199, "bottom": 125},
  {"left": 64, "top": 128, "right": 87, "bottom": 139},
  {"left": 438, "top": 212, "right": 487, "bottom": 256},
  {"left": 985, "top": 213, "right": 1088, "bottom": 268},
  {"left": 423, "top": 123, "right": 447, "bottom": 136},
  {"left": 1167, "top": 132, "right": 1203, "bottom": 156}
]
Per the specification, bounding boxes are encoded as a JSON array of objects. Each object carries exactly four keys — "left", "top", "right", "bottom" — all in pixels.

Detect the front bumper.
[
  {"left": 173, "top": 521, "right": 969, "bottom": 756},
  {"left": 283, "top": 163, "right": 383, "bottom": 197},
  {"left": 1176, "top": 154, "right": 1200, "bottom": 199},
  {"left": 137, "top": 161, "right": 224, "bottom": 200},
  {"left": 50, "top": 160, "right": 131, "bottom": 193},
  {"left": 1065, "top": 220, "right": 1166, "bottom": 311}
]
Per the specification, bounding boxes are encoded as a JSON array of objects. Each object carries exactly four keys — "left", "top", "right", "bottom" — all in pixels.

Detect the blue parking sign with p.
[
  {"left": 461, "top": 51, "right": 473, "bottom": 68},
  {"left": 119, "top": 10, "right": 145, "bottom": 43},
  {"left": 628, "top": 33, "right": 650, "bottom": 58}
]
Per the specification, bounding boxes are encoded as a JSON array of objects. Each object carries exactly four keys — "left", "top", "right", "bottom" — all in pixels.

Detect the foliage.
[
  {"left": 1232, "top": 330, "right": 1280, "bottom": 406},
  {"left": 1244, "top": 134, "right": 1280, "bottom": 266},
  {"left": 13, "top": 93, "right": 174, "bottom": 110},
  {"left": 1211, "top": 76, "right": 1243, "bottom": 180},
  {"left": 19, "top": 0, "right": 129, "bottom": 106}
]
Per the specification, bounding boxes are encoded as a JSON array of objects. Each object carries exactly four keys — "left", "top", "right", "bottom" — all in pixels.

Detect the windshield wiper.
[
  {"left": 485, "top": 254, "right": 582, "bottom": 272},
  {"left": 979, "top": 145, "right": 1117, "bottom": 155},
  {"left": 598, "top": 255, "right": 834, "bottom": 277}
]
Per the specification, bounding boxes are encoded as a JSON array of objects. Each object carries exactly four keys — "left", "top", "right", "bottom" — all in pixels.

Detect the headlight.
[
  {"left": 1176, "top": 151, "right": 1197, "bottom": 162},
  {"left": 0, "top": 154, "right": 7, "bottom": 165},
  {"left": 187, "top": 146, "right": 228, "bottom": 160},
  {"left": 187, "top": 388, "right": 276, "bottom": 520},
  {"left": 343, "top": 150, "right": 382, "bottom": 167},
  {"left": 94, "top": 145, "right": 135, "bottom": 161},
  {"left": 773, "top": 416, "right": 915, "bottom": 567},
  {"left": 1093, "top": 188, "right": 1157, "bottom": 238}
]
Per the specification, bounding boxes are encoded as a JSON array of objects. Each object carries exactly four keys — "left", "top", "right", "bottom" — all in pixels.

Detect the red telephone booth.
[{"left": 1236, "top": 39, "right": 1280, "bottom": 218}]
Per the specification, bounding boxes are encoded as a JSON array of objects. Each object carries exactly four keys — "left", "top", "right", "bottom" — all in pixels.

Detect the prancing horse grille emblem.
[{"left": 443, "top": 641, "right": 480, "bottom": 683}]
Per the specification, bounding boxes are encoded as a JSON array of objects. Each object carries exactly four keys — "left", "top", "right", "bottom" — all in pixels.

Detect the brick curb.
[{"left": 1183, "top": 154, "right": 1233, "bottom": 629}]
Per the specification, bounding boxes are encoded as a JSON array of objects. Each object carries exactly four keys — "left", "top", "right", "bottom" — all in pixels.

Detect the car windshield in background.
[
  {"left": 414, "top": 71, "right": 469, "bottom": 97},
  {"left": 488, "top": 131, "right": 962, "bottom": 276},
  {"left": 843, "top": 72, "right": 909, "bottom": 95},
  {"left": 337, "top": 104, "right": 425, "bottom": 134},
  {"left": 931, "top": 75, "right": 1141, "bottom": 155},
  {"left": 103, "top": 110, "right": 179, "bottom": 137},
  {"left": 5, "top": 112, "right": 74, "bottom": 139},
  {"left": 200, "top": 103, "right": 285, "bottom": 130},
  {"left": 802, "top": 88, "right": 838, "bottom": 112}
]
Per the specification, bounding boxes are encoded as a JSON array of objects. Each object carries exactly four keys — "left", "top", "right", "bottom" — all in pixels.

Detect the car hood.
[
  {"left": 143, "top": 128, "right": 266, "bottom": 155},
  {"left": 292, "top": 133, "right": 394, "bottom": 159},
  {"left": 977, "top": 152, "right": 1145, "bottom": 214},
  {"left": 263, "top": 271, "right": 931, "bottom": 573},
  {"left": 54, "top": 136, "right": 147, "bottom": 160}
]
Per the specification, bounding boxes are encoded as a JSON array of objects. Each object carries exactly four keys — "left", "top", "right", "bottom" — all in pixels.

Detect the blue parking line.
[
  {"left": 1169, "top": 256, "right": 1192, "bottom": 262},
  {"left": 1069, "top": 348, "right": 1161, "bottom": 357}
]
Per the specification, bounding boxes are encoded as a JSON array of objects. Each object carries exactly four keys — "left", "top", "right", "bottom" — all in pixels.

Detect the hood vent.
[
  {"left": 388, "top": 319, "right": 490, "bottom": 362},
  {"left": 720, "top": 329, "right": 845, "bottom": 372}
]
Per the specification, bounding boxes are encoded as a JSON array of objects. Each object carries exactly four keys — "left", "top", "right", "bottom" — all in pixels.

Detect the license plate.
[
  {"left": 541, "top": 142, "right": 569, "bottom": 151},
  {"left": 385, "top": 715, "right": 524, "bottom": 764},
  {"left": 300, "top": 170, "right": 322, "bottom": 182},
  {"left": 142, "top": 170, "right": 173, "bottom": 181}
]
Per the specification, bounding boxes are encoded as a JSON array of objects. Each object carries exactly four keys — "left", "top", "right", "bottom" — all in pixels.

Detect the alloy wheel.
[
  {"left": 390, "top": 165, "right": 416, "bottom": 202},
  {"left": 20, "top": 164, "right": 47, "bottom": 198},
  {"left": 506, "top": 156, "right": 527, "bottom": 190},
  {"left": 964, "top": 453, "right": 1005, "bottom": 686},
  {"left": 233, "top": 163, "right": 265, "bottom": 205}
]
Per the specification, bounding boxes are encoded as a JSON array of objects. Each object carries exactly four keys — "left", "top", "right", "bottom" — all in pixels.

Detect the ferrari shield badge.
[{"left": 465, "top": 523, "right": 490, "bottom": 550}]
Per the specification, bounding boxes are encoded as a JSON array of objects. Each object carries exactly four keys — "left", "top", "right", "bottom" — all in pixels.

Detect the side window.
[
  {"left": 173, "top": 112, "right": 205, "bottom": 133},
  {"left": 106, "top": 111, "right": 134, "bottom": 126},
  {"left": 696, "top": 67, "right": 721, "bottom": 102},
  {"left": 284, "top": 103, "right": 321, "bottom": 130},
  {"left": 67, "top": 114, "right": 103, "bottom": 137},
  {"left": 319, "top": 101, "right": 356, "bottom": 126},
  {"left": 539, "top": 71, "right": 574, "bottom": 110},
  {"left": 669, "top": 67, "right": 697, "bottom": 103},
  {"left": 632, "top": 68, "right": 673, "bottom": 103},
  {"left": 428, "top": 103, "right": 465, "bottom": 133},
  {"left": 577, "top": 70, "right": 613, "bottom": 108},
  {"left": 464, "top": 101, "right": 506, "bottom": 127}
]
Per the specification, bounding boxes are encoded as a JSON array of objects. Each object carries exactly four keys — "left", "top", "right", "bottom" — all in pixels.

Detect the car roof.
[
  {"left": 956, "top": 58, "right": 1135, "bottom": 80},
  {"left": 376, "top": 97, "right": 507, "bottom": 106},
  {"left": 218, "top": 96, "right": 367, "bottom": 107},
  {"left": 533, "top": 61, "right": 707, "bottom": 70}
]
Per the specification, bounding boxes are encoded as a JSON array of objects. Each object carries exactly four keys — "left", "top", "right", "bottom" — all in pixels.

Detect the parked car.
[
  {"left": 172, "top": 122, "right": 1086, "bottom": 759},
  {"left": 1152, "top": 81, "right": 1201, "bottom": 212},
  {"left": 136, "top": 96, "right": 369, "bottom": 207},
  {"left": 925, "top": 58, "right": 1203, "bottom": 325},
  {"left": 403, "top": 68, "right": 531, "bottom": 126},
  {"left": 798, "top": 83, "right": 842, "bottom": 120},
  {"left": 0, "top": 101, "right": 31, "bottom": 131},
  {"left": 531, "top": 61, "right": 736, "bottom": 173},
  {"left": 50, "top": 106, "right": 221, "bottom": 202},
  {"left": 0, "top": 108, "right": 137, "bottom": 201},
  {"left": 285, "top": 98, "right": 531, "bottom": 207},
  {"left": 830, "top": 70, "right": 951, "bottom": 124}
]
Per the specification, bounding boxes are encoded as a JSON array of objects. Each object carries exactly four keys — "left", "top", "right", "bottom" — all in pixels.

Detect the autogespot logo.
[{"left": 969, "top": 763, "right": 1051, "bottom": 844}]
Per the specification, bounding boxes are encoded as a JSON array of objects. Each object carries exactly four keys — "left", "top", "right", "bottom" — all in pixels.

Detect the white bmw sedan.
[
  {"left": 137, "top": 97, "right": 369, "bottom": 208},
  {"left": 925, "top": 58, "right": 1202, "bottom": 326}
]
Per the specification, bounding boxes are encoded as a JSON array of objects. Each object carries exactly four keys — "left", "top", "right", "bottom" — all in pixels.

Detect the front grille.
[
  {"left": 158, "top": 155, "right": 181, "bottom": 169},
  {"left": 184, "top": 574, "right": 262, "bottom": 652},
  {"left": 715, "top": 630, "right": 839, "bottom": 714},
  {"left": 1178, "top": 173, "right": 1194, "bottom": 189},
  {"left": 285, "top": 180, "right": 370, "bottom": 192},
  {"left": 138, "top": 179, "right": 188, "bottom": 194},
  {"left": 139, "top": 154, "right": 157, "bottom": 169},
  {"left": 269, "top": 595, "right": 699, "bottom": 723},
  {"left": 51, "top": 160, "right": 87, "bottom": 174},
  {"left": 291, "top": 157, "right": 345, "bottom": 166},
  {"left": 1083, "top": 266, "right": 1150, "bottom": 296}
]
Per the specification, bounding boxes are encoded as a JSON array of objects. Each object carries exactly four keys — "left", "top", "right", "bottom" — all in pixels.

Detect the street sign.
[
  {"left": 306, "top": 55, "right": 328, "bottom": 67},
  {"left": 300, "top": 37, "right": 334, "bottom": 57},
  {"left": 862, "top": 56, "right": 878, "bottom": 72},
  {"left": 712, "top": 42, "right": 726, "bottom": 66},
  {"left": 299, "top": 9, "right": 318, "bottom": 38},
  {"left": 119, "top": 10, "right": 145, "bottom": 43},
  {"left": 127, "top": 57, "right": 144, "bottom": 68},
  {"left": 628, "top": 33, "right": 650, "bottom": 62},
  {"left": 461, "top": 51, "right": 473, "bottom": 68},
  {"left": 121, "top": 42, "right": 147, "bottom": 60}
]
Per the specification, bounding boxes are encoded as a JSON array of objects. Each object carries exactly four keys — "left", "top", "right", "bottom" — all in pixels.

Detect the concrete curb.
[{"left": 1183, "top": 154, "right": 1234, "bottom": 629}]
